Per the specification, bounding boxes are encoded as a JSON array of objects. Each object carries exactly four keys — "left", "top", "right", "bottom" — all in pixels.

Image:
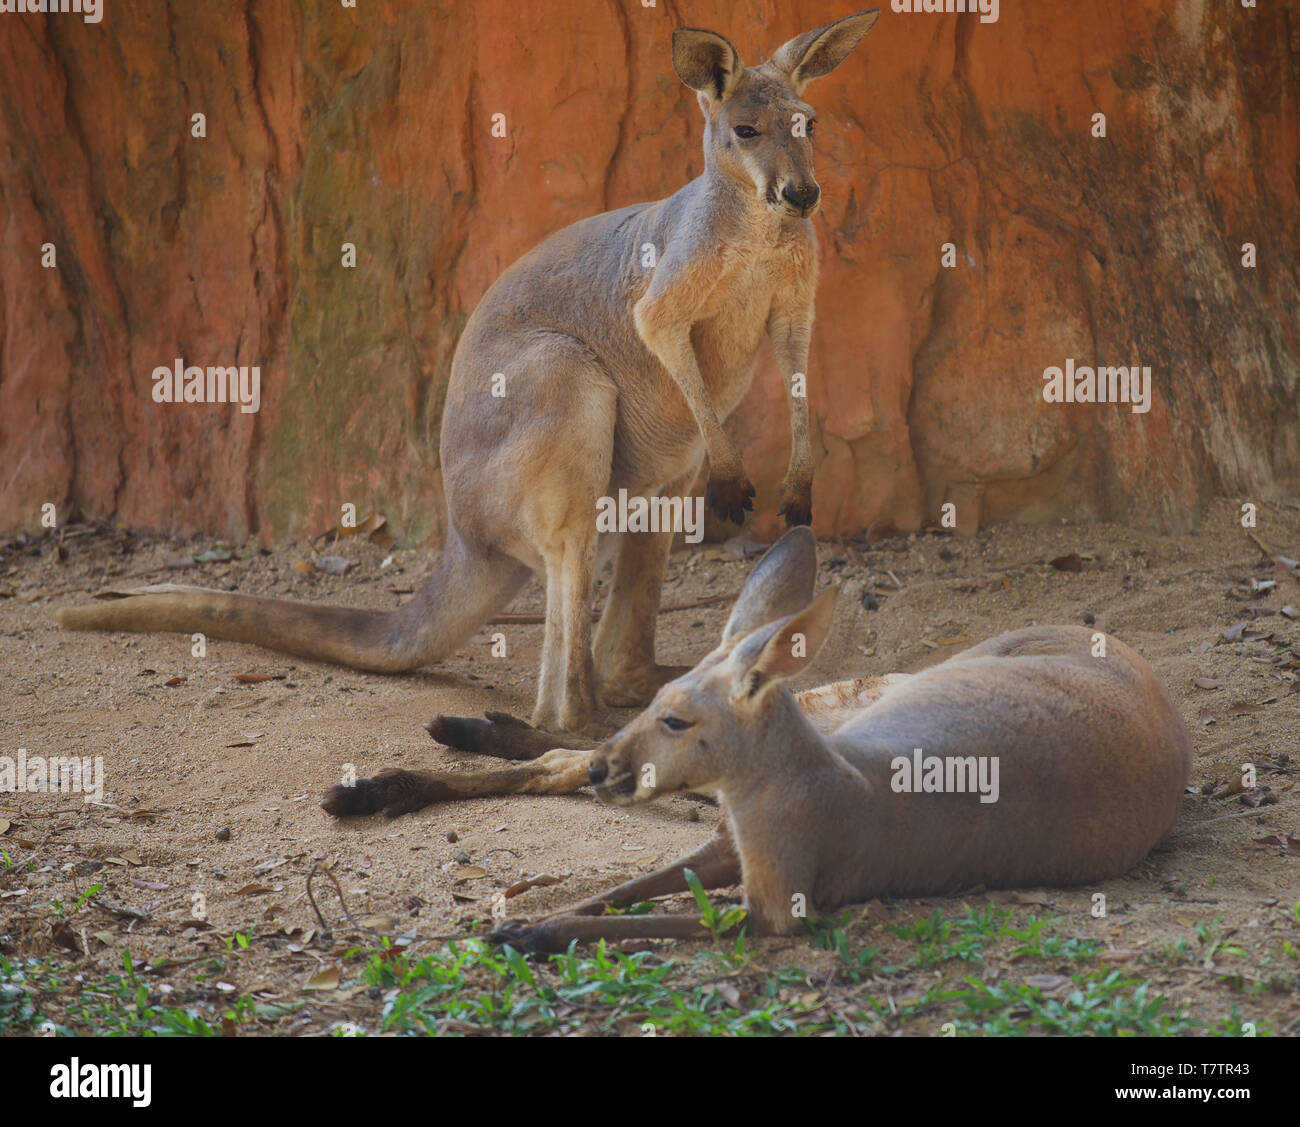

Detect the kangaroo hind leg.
[{"left": 594, "top": 461, "right": 704, "bottom": 707}]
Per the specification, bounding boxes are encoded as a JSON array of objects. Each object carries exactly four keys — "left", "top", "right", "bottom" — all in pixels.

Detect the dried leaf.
[
  {"left": 504, "top": 873, "right": 566, "bottom": 899},
  {"left": 233, "top": 883, "right": 273, "bottom": 896},
  {"left": 1197, "top": 711, "right": 1215, "bottom": 725},
  {"left": 714, "top": 982, "right": 742, "bottom": 1007},
  {"left": 1193, "top": 677, "right": 1224, "bottom": 690},
  {"left": 1048, "top": 553, "right": 1084, "bottom": 573},
  {"left": 454, "top": 865, "right": 487, "bottom": 881},
  {"left": 304, "top": 966, "right": 340, "bottom": 991},
  {"left": 1221, "top": 621, "right": 1267, "bottom": 644},
  {"left": 121, "top": 848, "right": 143, "bottom": 865},
  {"left": 233, "top": 673, "right": 271, "bottom": 684},
  {"left": 252, "top": 857, "right": 289, "bottom": 875},
  {"left": 1025, "top": 974, "right": 1071, "bottom": 991},
  {"left": 292, "top": 559, "right": 316, "bottom": 574},
  {"left": 164, "top": 676, "right": 187, "bottom": 687},
  {"left": 1227, "top": 701, "right": 1266, "bottom": 716}
]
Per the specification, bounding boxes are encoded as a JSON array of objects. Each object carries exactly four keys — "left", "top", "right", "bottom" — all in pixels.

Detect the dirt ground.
[{"left": 2, "top": 498, "right": 1298, "bottom": 1036}]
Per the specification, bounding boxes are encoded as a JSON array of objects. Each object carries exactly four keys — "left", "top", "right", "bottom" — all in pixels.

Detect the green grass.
[
  {"left": 1, "top": 898, "right": 1271, "bottom": 1037},
  {"left": 928, "top": 972, "right": 1201, "bottom": 1036},
  {"left": 0, "top": 951, "right": 301, "bottom": 1037}
]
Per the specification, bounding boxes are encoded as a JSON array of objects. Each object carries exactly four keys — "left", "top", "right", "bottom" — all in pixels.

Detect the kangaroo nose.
[
  {"left": 782, "top": 182, "right": 820, "bottom": 212},
  {"left": 587, "top": 760, "right": 608, "bottom": 786}
]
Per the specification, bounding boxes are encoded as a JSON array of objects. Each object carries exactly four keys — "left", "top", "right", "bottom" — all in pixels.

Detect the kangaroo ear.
[
  {"left": 728, "top": 587, "right": 838, "bottom": 702},
  {"left": 722, "top": 526, "right": 819, "bottom": 643},
  {"left": 770, "top": 9, "right": 879, "bottom": 93},
  {"left": 672, "top": 27, "right": 745, "bottom": 103}
]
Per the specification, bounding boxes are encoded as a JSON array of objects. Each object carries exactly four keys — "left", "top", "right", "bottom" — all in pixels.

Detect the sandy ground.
[{"left": 2, "top": 498, "right": 1298, "bottom": 1035}]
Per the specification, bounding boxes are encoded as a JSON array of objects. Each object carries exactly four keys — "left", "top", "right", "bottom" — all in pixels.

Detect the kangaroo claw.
[{"left": 706, "top": 474, "right": 756, "bottom": 526}]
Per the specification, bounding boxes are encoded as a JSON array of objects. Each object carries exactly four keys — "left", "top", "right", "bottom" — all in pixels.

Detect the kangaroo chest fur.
[{"left": 445, "top": 186, "right": 813, "bottom": 493}]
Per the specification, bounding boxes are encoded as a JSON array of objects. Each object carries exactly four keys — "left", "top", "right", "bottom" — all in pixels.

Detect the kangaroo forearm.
[
  {"left": 547, "top": 827, "right": 741, "bottom": 918},
  {"left": 641, "top": 332, "right": 739, "bottom": 469},
  {"left": 768, "top": 316, "right": 814, "bottom": 481}
]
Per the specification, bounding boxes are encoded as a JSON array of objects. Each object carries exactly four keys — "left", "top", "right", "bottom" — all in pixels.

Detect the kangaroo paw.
[
  {"left": 489, "top": 918, "right": 574, "bottom": 955},
  {"left": 321, "top": 768, "right": 454, "bottom": 818},
  {"left": 777, "top": 489, "right": 812, "bottom": 528},
  {"left": 705, "top": 473, "right": 756, "bottom": 526}
]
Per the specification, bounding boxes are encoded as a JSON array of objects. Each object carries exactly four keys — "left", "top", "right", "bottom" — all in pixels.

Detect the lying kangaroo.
[
  {"left": 326, "top": 528, "right": 1192, "bottom": 951},
  {"left": 55, "top": 10, "right": 881, "bottom": 732}
]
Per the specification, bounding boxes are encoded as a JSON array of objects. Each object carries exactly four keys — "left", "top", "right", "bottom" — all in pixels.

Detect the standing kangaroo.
[
  {"left": 327, "top": 528, "right": 1193, "bottom": 952},
  {"left": 55, "top": 11, "right": 882, "bottom": 733}
]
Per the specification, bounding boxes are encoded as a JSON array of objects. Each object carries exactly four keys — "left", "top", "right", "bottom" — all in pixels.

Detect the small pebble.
[
  {"left": 446, "top": 829, "right": 459, "bottom": 843},
  {"left": 454, "top": 851, "right": 471, "bottom": 865},
  {"left": 688, "top": 807, "right": 700, "bottom": 823},
  {"left": 1082, "top": 612, "right": 1095, "bottom": 625},
  {"left": 215, "top": 825, "right": 232, "bottom": 842}
]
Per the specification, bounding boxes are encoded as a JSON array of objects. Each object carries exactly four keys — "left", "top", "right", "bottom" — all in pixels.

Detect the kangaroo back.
[{"left": 818, "top": 627, "right": 1191, "bottom": 902}]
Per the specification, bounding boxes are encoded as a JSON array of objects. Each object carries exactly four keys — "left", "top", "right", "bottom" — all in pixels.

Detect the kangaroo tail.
[{"left": 54, "top": 528, "right": 530, "bottom": 674}]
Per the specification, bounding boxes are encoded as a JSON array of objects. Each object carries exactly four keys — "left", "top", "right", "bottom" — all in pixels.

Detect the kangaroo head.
[
  {"left": 589, "top": 526, "right": 837, "bottom": 804},
  {"left": 671, "top": 9, "right": 879, "bottom": 219}
]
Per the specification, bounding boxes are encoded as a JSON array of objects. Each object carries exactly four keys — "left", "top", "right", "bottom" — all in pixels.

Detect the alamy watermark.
[
  {"left": 1, "top": 749, "right": 105, "bottom": 803},
  {"left": 0, "top": 0, "right": 101, "bottom": 22},
  {"left": 595, "top": 488, "right": 704, "bottom": 544},
  {"left": 891, "top": 0, "right": 998, "bottom": 24},
  {"left": 1042, "top": 358, "right": 1152, "bottom": 414},
  {"left": 151, "top": 358, "right": 261, "bottom": 413},
  {"left": 890, "top": 747, "right": 1000, "bottom": 803},
  {"left": 49, "top": 1058, "right": 150, "bottom": 1107}
]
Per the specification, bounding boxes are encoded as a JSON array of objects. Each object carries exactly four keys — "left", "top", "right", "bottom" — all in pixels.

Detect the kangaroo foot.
[
  {"left": 705, "top": 472, "right": 756, "bottom": 525},
  {"left": 321, "top": 768, "right": 455, "bottom": 819},
  {"left": 531, "top": 688, "right": 597, "bottom": 734},
  {"left": 598, "top": 663, "right": 692, "bottom": 707},
  {"left": 426, "top": 712, "right": 584, "bottom": 760}
]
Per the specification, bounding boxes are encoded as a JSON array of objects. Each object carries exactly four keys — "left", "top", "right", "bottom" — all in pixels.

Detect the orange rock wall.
[{"left": 1, "top": 1, "right": 1296, "bottom": 544}]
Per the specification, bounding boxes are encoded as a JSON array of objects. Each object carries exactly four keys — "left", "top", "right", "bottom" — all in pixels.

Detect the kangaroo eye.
[
  {"left": 806, "top": 120, "right": 816, "bottom": 136},
  {"left": 733, "top": 125, "right": 759, "bottom": 139},
  {"left": 661, "top": 715, "right": 694, "bottom": 732}
]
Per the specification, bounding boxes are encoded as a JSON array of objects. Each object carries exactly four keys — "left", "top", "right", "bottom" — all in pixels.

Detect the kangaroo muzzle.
[{"left": 781, "top": 181, "right": 821, "bottom": 216}]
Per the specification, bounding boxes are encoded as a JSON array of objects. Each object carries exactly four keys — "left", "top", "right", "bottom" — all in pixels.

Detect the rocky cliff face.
[{"left": 2, "top": 1, "right": 1296, "bottom": 544}]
